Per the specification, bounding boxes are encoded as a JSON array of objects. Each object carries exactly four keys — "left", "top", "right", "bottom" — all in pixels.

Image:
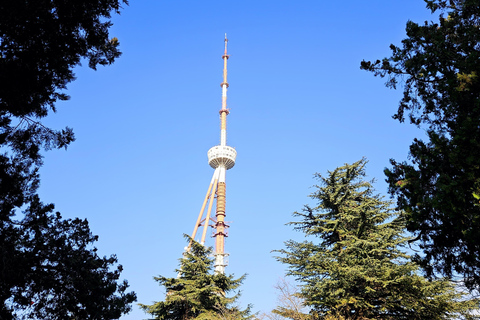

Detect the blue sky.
[{"left": 37, "top": 1, "right": 436, "bottom": 319}]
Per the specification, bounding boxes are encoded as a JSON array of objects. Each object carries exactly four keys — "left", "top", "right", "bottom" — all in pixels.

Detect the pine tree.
[
  {"left": 0, "top": 1, "right": 136, "bottom": 318},
  {"left": 276, "top": 159, "right": 479, "bottom": 319},
  {"left": 361, "top": 0, "right": 480, "bottom": 289},
  {"left": 140, "top": 237, "right": 252, "bottom": 320}
]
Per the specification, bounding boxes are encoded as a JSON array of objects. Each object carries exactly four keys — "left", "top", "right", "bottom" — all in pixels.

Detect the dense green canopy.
[
  {"left": 0, "top": 1, "right": 136, "bottom": 318},
  {"left": 276, "top": 159, "right": 479, "bottom": 319},
  {"left": 140, "top": 237, "right": 252, "bottom": 320},
  {"left": 361, "top": 0, "right": 480, "bottom": 289}
]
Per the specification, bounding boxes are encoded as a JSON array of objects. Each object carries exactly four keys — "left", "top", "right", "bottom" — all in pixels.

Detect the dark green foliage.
[
  {"left": 0, "top": 0, "right": 125, "bottom": 117},
  {"left": 0, "top": 1, "right": 136, "bottom": 319},
  {"left": 0, "top": 150, "right": 137, "bottom": 319},
  {"left": 0, "top": 0, "right": 126, "bottom": 163},
  {"left": 140, "top": 237, "right": 251, "bottom": 320},
  {"left": 276, "top": 159, "right": 479, "bottom": 319},
  {"left": 3, "top": 196, "right": 136, "bottom": 320},
  {"left": 361, "top": 0, "right": 480, "bottom": 289}
]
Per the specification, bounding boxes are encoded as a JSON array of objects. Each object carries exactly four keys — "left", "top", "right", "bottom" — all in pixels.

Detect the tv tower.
[{"left": 188, "top": 34, "right": 236, "bottom": 274}]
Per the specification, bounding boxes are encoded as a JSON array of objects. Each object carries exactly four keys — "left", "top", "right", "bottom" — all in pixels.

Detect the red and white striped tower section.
[{"left": 188, "top": 34, "right": 236, "bottom": 274}]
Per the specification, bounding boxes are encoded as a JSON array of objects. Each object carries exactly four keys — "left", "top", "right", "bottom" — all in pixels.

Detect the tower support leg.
[{"left": 201, "top": 170, "right": 219, "bottom": 245}]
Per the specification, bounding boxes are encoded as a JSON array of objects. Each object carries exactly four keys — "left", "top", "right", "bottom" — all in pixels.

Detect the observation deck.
[{"left": 208, "top": 145, "right": 236, "bottom": 169}]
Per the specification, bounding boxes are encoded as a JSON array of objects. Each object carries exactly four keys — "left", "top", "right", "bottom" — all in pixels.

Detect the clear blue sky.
[{"left": 37, "top": 1, "right": 436, "bottom": 319}]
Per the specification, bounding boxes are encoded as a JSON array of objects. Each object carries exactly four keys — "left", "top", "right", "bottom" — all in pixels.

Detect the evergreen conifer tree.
[
  {"left": 276, "top": 159, "right": 479, "bottom": 319},
  {"left": 140, "top": 237, "right": 252, "bottom": 320},
  {"left": 0, "top": 2, "right": 136, "bottom": 318},
  {"left": 361, "top": 0, "right": 480, "bottom": 289}
]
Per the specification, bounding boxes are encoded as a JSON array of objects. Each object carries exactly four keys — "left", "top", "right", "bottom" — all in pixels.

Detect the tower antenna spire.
[
  {"left": 224, "top": 33, "right": 228, "bottom": 54},
  {"left": 187, "top": 36, "right": 237, "bottom": 274}
]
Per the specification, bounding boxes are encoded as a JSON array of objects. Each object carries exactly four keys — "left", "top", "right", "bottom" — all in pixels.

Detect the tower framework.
[{"left": 188, "top": 35, "right": 236, "bottom": 274}]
